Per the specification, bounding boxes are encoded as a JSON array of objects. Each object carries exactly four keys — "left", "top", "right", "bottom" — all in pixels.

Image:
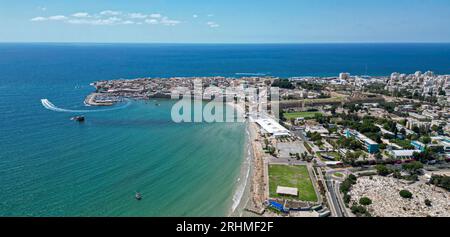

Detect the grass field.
[
  {"left": 283, "top": 111, "right": 322, "bottom": 120},
  {"left": 268, "top": 164, "right": 318, "bottom": 202},
  {"left": 333, "top": 172, "right": 344, "bottom": 178}
]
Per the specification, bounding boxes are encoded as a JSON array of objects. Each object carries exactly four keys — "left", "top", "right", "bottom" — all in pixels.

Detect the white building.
[
  {"left": 254, "top": 118, "right": 290, "bottom": 138},
  {"left": 305, "top": 125, "right": 329, "bottom": 135},
  {"left": 389, "top": 150, "right": 422, "bottom": 159},
  {"left": 339, "top": 72, "right": 350, "bottom": 80}
]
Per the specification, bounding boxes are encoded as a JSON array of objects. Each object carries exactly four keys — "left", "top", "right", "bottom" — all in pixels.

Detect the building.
[
  {"left": 409, "top": 112, "right": 429, "bottom": 121},
  {"left": 430, "top": 136, "right": 450, "bottom": 154},
  {"left": 345, "top": 129, "right": 379, "bottom": 154},
  {"left": 339, "top": 72, "right": 350, "bottom": 80},
  {"left": 254, "top": 117, "right": 290, "bottom": 138},
  {"left": 376, "top": 124, "right": 395, "bottom": 137},
  {"left": 305, "top": 125, "right": 329, "bottom": 135},
  {"left": 389, "top": 150, "right": 422, "bottom": 159},
  {"left": 411, "top": 141, "right": 426, "bottom": 151},
  {"left": 325, "top": 161, "right": 344, "bottom": 167},
  {"left": 276, "top": 186, "right": 298, "bottom": 197}
]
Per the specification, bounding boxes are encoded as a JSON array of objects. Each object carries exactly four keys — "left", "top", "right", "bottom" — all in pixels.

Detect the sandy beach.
[{"left": 243, "top": 121, "right": 267, "bottom": 215}]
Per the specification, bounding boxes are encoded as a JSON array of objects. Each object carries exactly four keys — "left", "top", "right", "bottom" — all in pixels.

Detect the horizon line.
[{"left": 1, "top": 41, "right": 450, "bottom": 45}]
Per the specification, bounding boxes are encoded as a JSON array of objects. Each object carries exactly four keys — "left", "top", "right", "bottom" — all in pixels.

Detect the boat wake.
[{"left": 41, "top": 99, "right": 131, "bottom": 113}]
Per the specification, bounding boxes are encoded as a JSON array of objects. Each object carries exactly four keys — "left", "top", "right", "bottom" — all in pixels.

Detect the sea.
[{"left": 1, "top": 43, "right": 450, "bottom": 216}]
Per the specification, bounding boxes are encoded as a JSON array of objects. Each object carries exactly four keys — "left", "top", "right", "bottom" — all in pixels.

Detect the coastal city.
[{"left": 87, "top": 71, "right": 450, "bottom": 217}]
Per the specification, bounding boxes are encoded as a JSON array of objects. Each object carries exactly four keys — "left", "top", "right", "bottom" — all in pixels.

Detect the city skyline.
[{"left": 1, "top": 0, "right": 450, "bottom": 43}]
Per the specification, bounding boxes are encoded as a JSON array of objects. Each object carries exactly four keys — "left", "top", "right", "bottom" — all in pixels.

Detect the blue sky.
[{"left": 1, "top": 0, "right": 450, "bottom": 43}]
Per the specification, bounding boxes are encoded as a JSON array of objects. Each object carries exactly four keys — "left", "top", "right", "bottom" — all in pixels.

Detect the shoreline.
[
  {"left": 228, "top": 120, "right": 253, "bottom": 216},
  {"left": 232, "top": 120, "right": 267, "bottom": 217}
]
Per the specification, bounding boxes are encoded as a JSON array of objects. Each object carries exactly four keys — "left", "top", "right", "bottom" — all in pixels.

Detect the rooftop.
[
  {"left": 276, "top": 186, "right": 298, "bottom": 197},
  {"left": 255, "top": 118, "right": 290, "bottom": 136},
  {"left": 390, "top": 150, "right": 422, "bottom": 157}
]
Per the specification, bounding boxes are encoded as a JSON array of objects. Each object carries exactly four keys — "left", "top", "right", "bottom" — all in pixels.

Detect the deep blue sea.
[{"left": 1, "top": 43, "right": 450, "bottom": 216}]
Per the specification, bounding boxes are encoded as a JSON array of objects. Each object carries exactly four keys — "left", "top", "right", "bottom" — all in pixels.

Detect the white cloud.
[
  {"left": 72, "top": 12, "right": 90, "bottom": 18},
  {"left": 150, "top": 13, "right": 162, "bottom": 18},
  {"left": 193, "top": 14, "right": 198, "bottom": 18},
  {"left": 145, "top": 19, "right": 158, "bottom": 25},
  {"left": 122, "top": 20, "right": 135, "bottom": 25},
  {"left": 30, "top": 10, "right": 181, "bottom": 27},
  {"left": 129, "top": 13, "right": 147, "bottom": 19},
  {"left": 48, "top": 15, "right": 68, "bottom": 21},
  {"left": 30, "top": 16, "right": 47, "bottom": 22},
  {"left": 207, "top": 21, "right": 220, "bottom": 28},
  {"left": 100, "top": 10, "right": 122, "bottom": 16},
  {"left": 67, "top": 16, "right": 122, "bottom": 26},
  {"left": 96, "top": 17, "right": 122, "bottom": 25},
  {"left": 66, "top": 19, "right": 89, "bottom": 25},
  {"left": 161, "top": 17, "right": 181, "bottom": 26}
]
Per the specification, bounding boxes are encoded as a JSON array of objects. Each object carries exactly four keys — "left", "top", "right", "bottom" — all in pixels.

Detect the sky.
[{"left": 1, "top": 0, "right": 450, "bottom": 43}]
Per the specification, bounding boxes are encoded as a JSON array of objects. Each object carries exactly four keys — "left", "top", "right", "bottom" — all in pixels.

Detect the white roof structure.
[
  {"left": 276, "top": 186, "right": 298, "bottom": 196},
  {"left": 325, "top": 161, "right": 344, "bottom": 166},
  {"left": 305, "top": 125, "right": 329, "bottom": 134},
  {"left": 255, "top": 118, "right": 290, "bottom": 137},
  {"left": 390, "top": 150, "right": 421, "bottom": 158}
]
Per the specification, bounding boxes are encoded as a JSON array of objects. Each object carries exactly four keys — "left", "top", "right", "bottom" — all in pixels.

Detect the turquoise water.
[
  {"left": 1, "top": 43, "right": 450, "bottom": 216},
  {"left": 1, "top": 94, "right": 246, "bottom": 216}
]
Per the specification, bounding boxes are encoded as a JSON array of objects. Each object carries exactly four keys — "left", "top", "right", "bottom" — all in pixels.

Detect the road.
[{"left": 325, "top": 172, "right": 344, "bottom": 217}]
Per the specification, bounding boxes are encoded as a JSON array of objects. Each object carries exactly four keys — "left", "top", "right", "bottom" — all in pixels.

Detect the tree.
[
  {"left": 421, "top": 136, "right": 431, "bottom": 144},
  {"left": 402, "top": 161, "right": 423, "bottom": 175},
  {"left": 343, "top": 152, "right": 359, "bottom": 165},
  {"left": 350, "top": 204, "right": 371, "bottom": 217},
  {"left": 348, "top": 174, "right": 357, "bottom": 183},
  {"left": 412, "top": 126, "right": 421, "bottom": 135},
  {"left": 376, "top": 164, "right": 392, "bottom": 176},
  {"left": 340, "top": 175, "right": 357, "bottom": 194},
  {"left": 375, "top": 153, "right": 383, "bottom": 160},
  {"left": 359, "top": 197, "right": 372, "bottom": 206},
  {"left": 340, "top": 181, "right": 352, "bottom": 194},
  {"left": 399, "top": 190, "right": 413, "bottom": 199},
  {"left": 393, "top": 170, "right": 402, "bottom": 179},
  {"left": 309, "top": 132, "right": 322, "bottom": 142},
  {"left": 271, "top": 79, "right": 294, "bottom": 89},
  {"left": 343, "top": 194, "right": 351, "bottom": 204},
  {"left": 413, "top": 149, "right": 436, "bottom": 163},
  {"left": 430, "top": 175, "right": 450, "bottom": 191},
  {"left": 315, "top": 140, "right": 324, "bottom": 147}
]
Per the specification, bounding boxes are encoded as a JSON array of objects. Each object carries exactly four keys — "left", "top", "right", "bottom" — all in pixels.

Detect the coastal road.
[{"left": 324, "top": 173, "right": 343, "bottom": 217}]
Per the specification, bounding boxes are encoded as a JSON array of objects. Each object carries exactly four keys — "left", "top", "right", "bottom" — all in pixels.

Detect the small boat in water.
[
  {"left": 135, "top": 192, "right": 142, "bottom": 201},
  {"left": 71, "top": 116, "right": 85, "bottom": 122}
]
